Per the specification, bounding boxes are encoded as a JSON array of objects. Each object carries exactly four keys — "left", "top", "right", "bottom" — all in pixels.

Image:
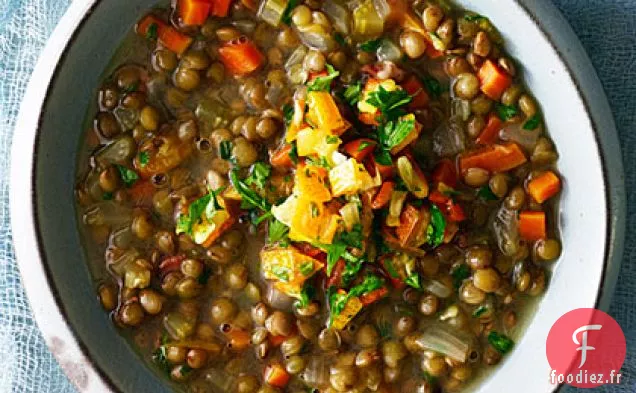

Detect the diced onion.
[
  {"left": 387, "top": 190, "right": 407, "bottom": 227},
  {"left": 321, "top": 0, "right": 350, "bottom": 34},
  {"left": 414, "top": 323, "right": 475, "bottom": 363},
  {"left": 257, "top": 0, "right": 289, "bottom": 27},
  {"left": 302, "top": 355, "right": 331, "bottom": 388},
  {"left": 422, "top": 278, "right": 453, "bottom": 298},
  {"left": 500, "top": 122, "right": 541, "bottom": 150},
  {"left": 432, "top": 118, "right": 466, "bottom": 157},
  {"left": 376, "top": 39, "right": 402, "bottom": 62},
  {"left": 451, "top": 99, "right": 471, "bottom": 121},
  {"left": 94, "top": 135, "right": 136, "bottom": 166},
  {"left": 491, "top": 206, "right": 521, "bottom": 257},
  {"left": 340, "top": 202, "right": 361, "bottom": 231},
  {"left": 266, "top": 283, "right": 295, "bottom": 310},
  {"left": 285, "top": 46, "right": 308, "bottom": 71},
  {"left": 297, "top": 26, "right": 338, "bottom": 52}
]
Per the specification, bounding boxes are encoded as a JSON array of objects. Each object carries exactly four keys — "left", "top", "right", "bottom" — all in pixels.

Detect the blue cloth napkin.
[{"left": 0, "top": 0, "right": 634, "bottom": 392}]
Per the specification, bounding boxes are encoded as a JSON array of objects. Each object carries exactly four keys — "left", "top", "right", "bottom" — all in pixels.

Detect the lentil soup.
[{"left": 75, "top": 0, "right": 563, "bottom": 391}]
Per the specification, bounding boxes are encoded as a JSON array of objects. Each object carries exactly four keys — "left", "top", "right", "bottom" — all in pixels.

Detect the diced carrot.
[
  {"left": 270, "top": 144, "right": 294, "bottom": 168},
  {"left": 519, "top": 211, "right": 547, "bottom": 241},
  {"left": 218, "top": 37, "right": 264, "bottom": 75},
  {"left": 210, "top": 0, "right": 232, "bottom": 17},
  {"left": 128, "top": 180, "right": 155, "bottom": 207},
  {"left": 431, "top": 159, "right": 457, "bottom": 187},
  {"left": 447, "top": 201, "right": 466, "bottom": 222},
  {"left": 428, "top": 190, "right": 449, "bottom": 205},
  {"left": 225, "top": 327, "right": 251, "bottom": 350},
  {"left": 395, "top": 204, "right": 424, "bottom": 246},
  {"left": 476, "top": 113, "right": 504, "bottom": 145},
  {"left": 527, "top": 171, "right": 561, "bottom": 203},
  {"left": 264, "top": 364, "right": 291, "bottom": 388},
  {"left": 358, "top": 111, "right": 380, "bottom": 126},
  {"left": 343, "top": 138, "right": 377, "bottom": 161},
  {"left": 402, "top": 75, "right": 430, "bottom": 109},
  {"left": 459, "top": 142, "right": 527, "bottom": 174},
  {"left": 360, "top": 287, "right": 389, "bottom": 305},
  {"left": 478, "top": 60, "right": 512, "bottom": 100},
  {"left": 179, "top": 0, "right": 211, "bottom": 26},
  {"left": 307, "top": 91, "right": 347, "bottom": 132},
  {"left": 201, "top": 215, "right": 237, "bottom": 247},
  {"left": 137, "top": 15, "right": 193, "bottom": 55},
  {"left": 390, "top": 116, "right": 422, "bottom": 155},
  {"left": 371, "top": 182, "right": 395, "bottom": 209}
]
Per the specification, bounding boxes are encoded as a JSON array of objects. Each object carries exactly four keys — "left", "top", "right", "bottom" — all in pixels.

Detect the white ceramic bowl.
[{"left": 10, "top": 0, "right": 625, "bottom": 392}]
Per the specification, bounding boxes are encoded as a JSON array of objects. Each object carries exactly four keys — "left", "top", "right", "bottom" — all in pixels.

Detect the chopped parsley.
[
  {"left": 326, "top": 135, "right": 340, "bottom": 144},
  {"left": 152, "top": 345, "right": 171, "bottom": 375},
  {"left": 115, "top": 165, "right": 139, "bottom": 188},
  {"left": 197, "top": 265, "right": 212, "bottom": 285},
  {"left": 334, "top": 32, "right": 346, "bottom": 46},
  {"left": 299, "top": 261, "right": 314, "bottom": 276},
  {"left": 357, "top": 141, "right": 372, "bottom": 152},
  {"left": 523, "top": 114, "right": 541, "bottom": 130},
  {"left": 272, "top": 265, "right": 290, "bottom": 282},
  {"left": 307, "top": 64, "right": 340, "bottom": 92},
  {"left": 477, "top": 185, "right": 499, "bottom": 200},
  {"left": 426, "top": 204, "right": 446, "bottom": 247},
  {"left": 282, "top": 103, "right": 293, "bottom": 126},
  {"left": 359, "top": 38, "right": 382, "bottom": 52},
  {"left": 230, "top": 170, "right": 271, "bottom": 212},
  {"left": 377, "top": 117, "right": 416, "bottom": 150},
  {"left": 488, "top": 331, "right": 515, "bottom": 354},
  {"left": 296, "top": 282, "right": 316, "bottom": 308},
  {"left": 451, "top": 264, "right": 471, "bottom": 288},
  {"left": 220, "top": 140, "right": 233, "bottom": 160},
  {"left": 374, "top": 149, "right": 393, "bottom": 166},
  {"left": 464, "top": 13, "right": 488, "bottom": 22},
  {"left": 325, "top": 242, "right": 347, "bottom": 275},
  {"left": 289, "top": 142, "right": 299, "bottom": 164},
  {"left": 472, "top": 305, "right": 489, "bottom": 318},
  {"left": 495, "top": 103, "right": 519, "bottom": 121},
  {"left": 175, "top": 188, "right": 223, "bottom": 236},
  {"left": 245, "top": 162, "right": 272, "bottom": 190},
  {"left": 268, "top": 219, "right": 289, "bottom": 245},
  {"left": 366, "top": 85, "right": 412, "bottom": 122},
  {"left": 328, "top": 275, "right": 385, "bottom": 325},
  {"left": 145, "top": 23, "right": 158, "bottom": 40},
  {"left": 423, "top": 76, "right": 443, "bottom": 99},
  {"left": 405, "top": 272, "right": 422, "bottom": 290},
  {"left": 343, "top": 81, "right": 363, "bottom": 106},
  {"left": 281, "top": 0, "right": 300, "bottom": 25},
  {"left": 138, "top": 151, "right": 150, "bottom": 167}
]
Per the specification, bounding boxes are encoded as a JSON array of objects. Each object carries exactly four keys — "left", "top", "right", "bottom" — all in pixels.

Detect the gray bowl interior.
[{"left": 34, "top": 0, "right": 171, "bottom": 391}]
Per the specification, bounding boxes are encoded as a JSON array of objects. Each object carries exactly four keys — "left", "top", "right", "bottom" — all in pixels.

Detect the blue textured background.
[{"left": 0, "top": 0, "right": 633, "bottom": 392}]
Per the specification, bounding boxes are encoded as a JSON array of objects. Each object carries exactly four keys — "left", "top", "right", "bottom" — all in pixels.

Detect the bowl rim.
[{"left": 9, "top": 0, "right": 625, "bottom": 392}]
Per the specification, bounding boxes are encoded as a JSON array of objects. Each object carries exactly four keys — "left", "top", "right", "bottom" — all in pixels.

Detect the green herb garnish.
[
  {"left": 230, "top": 170, "right": 271, "bottom": 212},
  {"left": 307, "top": 64, "right": 340, "bottom": 92},
  {"left": 405, "top": 272, "right": 422, "bottom": 290},
  {"left": 300, "top": 261, "right": 314, "bottom": 276},
  {"left": 115, "top": 165, "right": 139, "bottom": 188},
  {"left": 138, "top": 151, "right": 150, "bottom": 167},
  {"left": 334, "top": 32, "right": 346, "bottom": 46},
  {"left": 343, "top": 81, "right": 363, "bottom": 106},
  {"left": 488, "top": 331, "right": 515, "bottom": 354},
  {"left": 220, "top": 140, "right": 233, "bottom": 160},
  {"left": 268, "top": 219, "right": 289, "bottom": 244},
  {"left": 477, "top": 185, "right": 498, "bottom": 200},
  {"left": 359, "top": 38, "right": 382, "bottom": 52},
  {"left": 423, "top": 76, "right": 443, "bottom": 99},
  {"left": 272, "top": 265, "right": 291, "bottom": 282},
  {"left": 175, "top": 188, "right": 224, "bottom": 236},
  {"left": 523, "top": 114, "right": 541, "bottom": 130},
  {"left": 495, "top": 103, "right": 519, "bottom": 121},
  {"left": 326, "top": 135, "right": 340, "bottom": 144},
  {"left": 145, "top": 23, "right": 158, "bottom": 40},
  {"left": 472, "top": 305, "right": 489, "bottom": 318},
  {"left": 426, "top": 204, "right": 446, "bottom": 247},
  {"left": 451, "top": 264, "right": 471, "bottom": 288},
  {"left": 245, "top": 162, "right": 272, "bottom": 190},
  {"left": 328, "top": 275, "right": 385, "bottom": 325},
  {"left": 152, "top": 345, "right": 171, "bottom": 375},
  {"left": 281, "top": 0, "right": 300, "bottom": 25},
  {"left": 366, "top": 85, "right": 412, "bottom": 121},
  {"left": 296, "top": 282, "right": 316, "bottom": 308},
  {"left": 282, "top": 103, "right": 293, "bottom": 126},
  {"left": 464, "top": 13, "right": 488, "bottom": 22},
  {"left": 374, "top": 149, "right": 393, "bottom": 166},
  {"left": 289, "top": 142, "right": 299, "bottom": 164},
  {"left": 377, "top": 118, "right": 415, "bottom": 150},
  {"left": 197, "top": 266, "right": 212, "bottom": 285}
]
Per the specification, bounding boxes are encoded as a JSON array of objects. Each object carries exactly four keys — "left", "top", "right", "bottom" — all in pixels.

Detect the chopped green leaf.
[
  {"left": 300, "top": 261, "right": 314, "bottom": 276},
  {"left": 488, "top": 331, "right": 515, "bottom": 354},
  {"left": 328, "top": 287, "right": 349, "bottom": 325},
  {"left": 343, "top": 81, "right": 363, "bottom": 106},
  {"left": 366, "top": 85, "right": 412, "bottom": 121},
  {"left": 451, "top": 264, "right": 471, "bottom": 289},
  {"left": 328, "top": 275, "right": 385, "bottom": 325},
  {"left": 306, "top": 155, "right": 332, "bottom": 169},
  {"left": 374, "top": 149, "right": 393, "bottom": 166},
  {"left": 175, "top": 189, "right": 223, "bottom": 236},
  {"left": 495, "top": 103, "right": 519, "bottom": 121},
  {"left": 281, "top": 0, "right": 300, "bottom": 25},
  {"left": 272, "top": 265, "right": 291, "bottom": 282},
  {"left": 102, "top": 192, "right": 114, "bottom": 200},
  {"left": 268, "top": 219, "right": 289, "bottom": 244},
  {"left": 326, "top": 135, "right": 340, "bottom": 144},
  {"left": 197, "top": 266, "right": 212, "bottom": 285},
  {"left": 334, "top": 32, "right": 346, "bottom": 46},
  {"left": 282, "top": 103, "right": 293, "bottom": 126},
  {"left": 523, "top": 114, "right": 541, "bottom": 130},
  {"left": 122, "top": 81, "right": 139, "bottom": 93},
  {"left": 115, "top": 165, "right": 139, "bottom": 188},
  {"left": 426, "top": 204, "right": 446, "bottom": 247},
  {"left": 138, "top": 151, "right": 150, "bottom": 167},
  {"left": 405, "top": 272, "right": 421, "bottom": 290},
  {"left": 378, "top": 118, "right": 415, "bottom": 150},
  {"left": 383, "top": 258, "right": 400, "bottom": 278},
  {"left": 378, "top": 320, "right": 392, "bottom": 339},
  {"left": 245, "top": 162, "right": 272, "bottom": 189},
  {"left": 357, "top": 141, "right": 372, "bottom": 152},
  {"left": 152, "top": 345, "right": 171, "bottom": 375},
  {"left": 359, "top": 38, "right": 382, "bottom": 52},
  {"left": 472, "top": 305, "right": 489, "bottom": 318},
  {"left": 289, "top": 142, "right": 299, "bottom": 164},
  {"left": 477, "top": 185, "right": 498, "bottom": 201},
  {"left": 145, "top": 23, "right": 159, "bottom": 40},
  {"left": 421, "top": 371, "right": 438, "bottom": 385},
  {"left": 220, "top": 140, "right": 233, "bottom": 160},
  {"left": 296, "top": 283, "right": 316, "bottom": 308},
  {"left": 464, "top": 13, "right": 488, "bottom": 22},
  {"left": 349, "top": 274, "right": 384, "bottom": 298},
  {"left": 326, "top": 242, "right": 347, "bottom": 276},
  {"left": 230, "top": 170, "right": 271, "bottom": 212},
  {"left": 423, "top": 76, "right": 443, "bottom": 99},
  {"left": 307, "top": 64, "right": 340, "bottom": 92}
]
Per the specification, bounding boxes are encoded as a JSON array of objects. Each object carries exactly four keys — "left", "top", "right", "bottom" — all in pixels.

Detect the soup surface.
[{"left": 76, "top": 0, "right": 563, "bottom": 391}]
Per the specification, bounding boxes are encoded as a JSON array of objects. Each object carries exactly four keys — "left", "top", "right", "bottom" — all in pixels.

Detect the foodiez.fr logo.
[{"left": 546, "top": 308, "right": 626, "bottom": 388}]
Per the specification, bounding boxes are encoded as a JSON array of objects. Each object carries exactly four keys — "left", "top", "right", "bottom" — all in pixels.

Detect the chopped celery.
[{"left": 352, "top": 0, "right": 384, "bottom": 39}]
